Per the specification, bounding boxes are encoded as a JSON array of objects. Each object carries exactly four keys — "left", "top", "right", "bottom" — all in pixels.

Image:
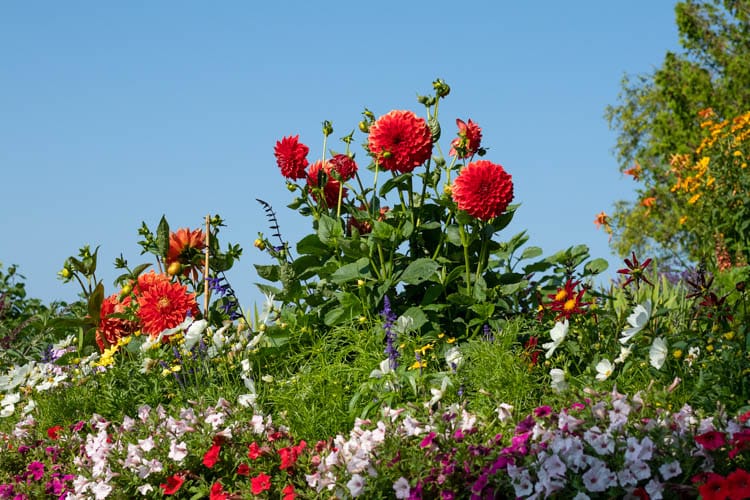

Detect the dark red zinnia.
[
  {"left": 452, "top": 160, "right": 514, "bottom": 221},
  {"left": 274, "top": 135, "right": 310, "bottom": 180},
  {"left": 368, "top": 110, "right": 433, "bottom": 173},
  {"left": 450, "top": 118, "right": 482, "bottom": 158},
  {"left": 307, "top": 160, "right": 347, "bottom": 208}
]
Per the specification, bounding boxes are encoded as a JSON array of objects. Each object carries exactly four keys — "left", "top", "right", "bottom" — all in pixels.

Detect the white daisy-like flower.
[
  {"left": 550, "top": 368, "right": 568, "bottom": 393},
  {"left": 542, "top": 320, "right": 569, "bottom": 359},
  {"left": 620, "top": 300, "right": 652, "bottom": 344},
  {"left": 595, "top": 359, "right": 614, "bottom": 381},
  {"left": 649, "top": 337, "right": 668, "bottom": 369}
]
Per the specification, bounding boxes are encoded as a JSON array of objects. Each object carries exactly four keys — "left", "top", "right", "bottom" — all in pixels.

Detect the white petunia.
[
  {"left": 347, "top": 474, "right": 365, "bottom": 497},
  {"left": 183, "top": 319, "right": 207, "bottom": 351},
  {"left": 543, "top": 320, "right": 569, "bottom": 359},
  {"left": 649, "top": 337, "right": 668, "bottom": 369},
  {"left": 595, "top": 359, "right": 614, "bottom": 381},
  {"left": 620, "top": 300, "right": 652, "bottom": 344},
  {"left": 393, "top": 477, "right": 411, "bottom": 499},
  {"left": 549, "top": 368, "right": 568, "bottom": 393}
]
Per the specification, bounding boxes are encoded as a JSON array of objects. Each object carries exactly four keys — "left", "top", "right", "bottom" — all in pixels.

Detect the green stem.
[{"left": 459, "top": 224, "right": 472, "bottom": 294}]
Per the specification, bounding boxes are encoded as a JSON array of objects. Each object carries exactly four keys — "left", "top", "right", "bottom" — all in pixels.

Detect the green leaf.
[
  {"left": 156, "top": 215, "right": 170, "bottom": 259},
  {"left": 297, "top": 234, "right": 328, "bottom": 256},
  {"left": 317, "top": 215, "right": 344, "bottom": 247},
  {"left": 87, "top": 282, "right": 105, "bottom": 325},
  {"left": 331, "top": 257, "right": 371, "bottom": 284},
  {"left": 254, "top": 264, "right": 280, "bottom": 282},
  {"left": 469, "top": 302, "right": 495, "bottom": 319},
  {"left": 402, "top": 306, "right": 428, "bottom": 330},
  {"left": 371, "top": 220, "right": 395, "bottom": 241},
  {"left": 520, "top": 246, "right": 543, "bottom": 260},
  {"left": 584, "top": 258, "right": 610, "bottom": 275},
  {"left": 399, "top": 258, "right": 439, "bottom": 285}
]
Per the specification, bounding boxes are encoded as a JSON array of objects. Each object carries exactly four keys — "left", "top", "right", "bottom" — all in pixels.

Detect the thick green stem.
[{"left": 459, "top": 224, "right": 472, "bottom": 294}]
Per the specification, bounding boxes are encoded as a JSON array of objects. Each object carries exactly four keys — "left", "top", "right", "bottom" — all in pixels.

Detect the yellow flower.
[
  {"left": 415, "top": 343, "right": 434, "bottom": 356},
  {"left": 409, "top": 360, "right": 427, "bottom": 370},
  {"left": 688, "top": 193, "right": 702, "bottom": 205},
  {"left": 706, "top": 344, "right": 715, "bottom": 352},
  {"left": 446, "top": 337, "right": 456, "bottom": 344},
  {"left": 438, "top": 333, "right": 445, "bottom": 339},
  {"left": 723, "top": 331, "right": 735, "bottom": 341},
  {"left": 679, "top": 215, "right": 688, "bottom": 225},
  {"left": 673, "top": 349, "right": 683, "bottom": 359}
]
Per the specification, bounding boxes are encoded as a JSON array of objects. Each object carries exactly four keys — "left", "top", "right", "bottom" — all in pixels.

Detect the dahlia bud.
[
  {"left": 362, "top": 108, "right": 375, "bottom": 121},
  {"left": 358, "top": 315, "right": 367, "bottom": 324},
  {"left": 59, "top": 268, "right": 71, "bottom": 279},
  {"left": 121, "top": 284, "right": 132, "bottom": 296},
  {"left": 322, "top": 120, "right": 333, "bottom": 137},
  {"left": 254, "top": 239, "right": 266, "bottom": 251},
  {"left": 417, "top": 95, "right": 436, "bottom": 106},
  {"left": 433, "top": 78, "right": 450, "bottom": 98},
  {"left": 443, "top": 184, "right": 453, "bottom": 196},
  {"left": 167, "top": 262, "right": 182, "bottom": 276},
  {"left": 358, "top": 121, "right": 369, "bottom": 133},
  {"left": 286, "top": 182, "right": 297, "bottom": 192},
  {"left": 357, "top": 279, "right": 365, "bottom": 287}
]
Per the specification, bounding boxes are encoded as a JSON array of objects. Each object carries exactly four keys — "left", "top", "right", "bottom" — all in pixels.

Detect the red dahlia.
[
  {"left": 329, "top": 153, "right": 358, "bottom": 181},
  {"left": 450, "top": 118, "right": 482, "bottom": 158},
  {"left": 136, "top": 271, "right": 199, "bottom": 337},
  {"left": 166, "top": 227, "right": 205, "bottom": 276},
  {"left": 274, "top": 135, "right": 310, "bottom": 180},
  {"left": 96, "top": 293, "right": 138, "bottom": 352},
  {"left": 452, "top": 160, "right": 513, "bottom": 221},
  {"left": 368, "top": 110, "right": 433, "bottom": 173},
  {"left": 307, "top": 160, "right": 347, "bottom": 208}
]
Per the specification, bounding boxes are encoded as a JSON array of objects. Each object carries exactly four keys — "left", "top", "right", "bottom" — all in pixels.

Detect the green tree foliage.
[{"left": 605, "top": 0, "right": 750, "bottom": 266}]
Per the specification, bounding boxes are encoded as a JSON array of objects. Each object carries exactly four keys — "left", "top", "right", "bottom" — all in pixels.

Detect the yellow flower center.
[
  {"left": 563, "top": 299, "right": 577, "bottom": 311},
  {"left": 157, "top": 296, "right": 171, "bottom": 311},
  {"left": 555, "top": 290, "right": 567, "bottom": 301}
]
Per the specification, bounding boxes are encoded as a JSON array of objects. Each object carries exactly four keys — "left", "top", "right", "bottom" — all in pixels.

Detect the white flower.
[
  {"left": 237, "top": 393, "right": 257, "bottom": 408},
  {"left": 686, "top": 346, "right": 700, "bottom": 366},
  {"left": 445, "top": 346, "right": 463, "bottom": 369},
  {"left": 428, "top": 377, "right": 451, "bottom": 407},
  {"left": 549, "top": 368, "right": 568, "bottom": 393},
  {"left": 168, "top": 440, "right": 188, "bottom": 462},
  {"left": 543, "top": 320, "right": 569, "bottom": 359},
  {"left": 393, "top": 477, "right": 410, "bottom": 499},
  {"left": 369, "top": 359, "right": 393, "bottom": 379},
  {"left": 496, "top": 403, "right": 514, "bottom": 423},
  {"left": 614, "top": 345, "right": 632, "bottom": 364},
  {"left": 395, "top": 315, "right": 414, "bottom": 334},
  {"left": 649, "top": 337, "right": 668, "bottom": 369},
  {"left": 183, "top": 319, "right": 207, "bottom": 351},
  {"left": 595, "top": 359, "right": 614, "bottom": 381},
  {"left": 659, "top": 460, "right": 682, "bottom": 480},
  {"left": 620, "top": 300, "right": 652, "bottom": 344},
  {"left": 347, "top": 474, "right": 365, "bottom": 497}
]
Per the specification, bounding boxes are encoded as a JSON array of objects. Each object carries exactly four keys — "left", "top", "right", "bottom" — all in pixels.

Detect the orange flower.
[
  {"left": 593, "top": 211, "right": 610, "bottom": 229},
  {"left": 136, "top": 271, "right": 198, "bottom": 337},
  {"left": 641, "top": 197, "right": 656, "bottom": 209},
  {"left": 166, "top": 228, "right": 205, "bottom": 276},
  {"left": 623, "top": 163, "right": 642, "bottom": 180},
  {"left": 96, "top": 293, "right": 138, "bottom": 352}
]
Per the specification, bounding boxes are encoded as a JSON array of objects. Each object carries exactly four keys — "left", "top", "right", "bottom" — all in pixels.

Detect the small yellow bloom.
[
  {"left": 673, "top": 349, "right": 683, "bottom": 359},
  {"left": 446, "top": 337, "right": 456, "bottom": 344},
  {"left": 438, "top": 333, "right": 445, "bottom": 339},
  {"left": 688, "top": 193, "right": 702, "bottom": 205},
  {"left": 409, "top": 360, "right": 427, "bottom": 370},
  {"left": 415, "top": 343, "right": 434, "bottom": 356},
  {"left": 723, "top": 331, "right": 735, "bottom": 341},
  {"left": 706, "top": 344, "right": 715, "bottom": 352},
  {"left": 679, "top": 215, "right": 688, "bottom": 225}
]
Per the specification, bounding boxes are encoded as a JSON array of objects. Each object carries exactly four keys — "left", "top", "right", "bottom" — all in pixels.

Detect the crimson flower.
[
  {"left": 698, "top": 473, "right": 730, "bottom": 500},
  {"left": 46, "top": 425, "right": 64, "bottom": 440},
  {"left": 307, "top": 160, "right": 347, "bottom": 208},
  {"left": 368, "top": 110, "right": 433, "bottom": 173},
  {"left": 209, "top": 481, "right": 228, "bottom": 500},
  {"left": 251, "top": 473, "right": 272, "bottom": 495},
  {"left": 546, "top": 279, "right": 590, "bottom": 320},
  {"left": 282, "top": 484, "right": 296, "bottom": 500},
  {"left": 727, "top": 469, "right": 750, "bottom": 500},
  {"left": 136, "top": 271, "right": 199, "bottom": 337},
  {"left": 452, "top": 160, "right": 514, "bottom": 221},
  {"left": 248, "top": 441, "right": 262, "bottom": 460},
  {"left": 695, "top": 430, "right": 727, "bottom": 451},
  {"left": 617, "top": 252, "right": 653, "bottom": 288},
  {"left": 279, "top": 440, "right": 306, "bottom": 470},
  {"left": 202, "top": 443, "right": 221, "bottom": 468},
  {"left": 274, "top": 135, "right": 309, "bottom": 180},
  {"left": 236, "top": 463, "right": 250, "bottom": 476},
  {"left": 450, "top": 118, "right": 482, "bottom": 158},
  {"left": 329, "top": 153, "right": 358, "bottom": 181},
  {"left": 160, "top": 474, "right": 185, "bottom": 495}
]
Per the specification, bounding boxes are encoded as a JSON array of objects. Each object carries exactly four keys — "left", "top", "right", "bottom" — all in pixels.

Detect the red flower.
[
  {"left": 209, "top": 481, "right": 228, "bottom": 500},
  {"left": 348, "top": 205, "right": 389, "bottom": 236},
  {"left": 329, "top": 153, "right": 358, "bottom": 181},
  {"left": 160, "top": 474, "right": 185, "bottom": 495},
  {"left": 248, "top": 441, "right": 262, "bottom": 460},
  {"left": 283, "top": 484, "right": 296, "bottom": 500},
  {"left": 136, "top": 271, "right": 199, "bottom": 337},
  {"left": 728, "top": 469, "right": 750, "bottom": 500},
  {"left": 698, "top": 473, "right": 730, "bottom": 500},
  {"left": 202, "top": 443, "right": 221, "bottom": 468},
  {"left": 166, "top": 228, "right": 205, "bottom": 276},
  {"left": 452, "top": 160, "right": 514, "bottom": 221},
  {"left": 306, "top": 160, "right": 346, "bottom": 208},
  {"left": 545, "top": 279, "right": 590, "bottom": 320},
  {"left": 251, "top": 473, "right": 272, "bottom": 495},
  {"left": 96, "top": 293, "right": 138, "bottom": 352},
  {"left": 46, "top": 425, "right": 64, "bottom": 440},
  {"left": 617, "top": 252, "right": 654, "bottom": 288},
  {"left": 695, "top": 430, "right": 727, "bottom": 451},
  {"left": 450, "top": 118, "right": 482, "bottom": 158},
  {"left": 275, "top": 135, "right": 309, "bottom": 180},
  {"left": 368, "top": 110, "right": 433, "bottom": 173},
  {"left": 237, "top": 463, "right": 250, "bottom": 476}
]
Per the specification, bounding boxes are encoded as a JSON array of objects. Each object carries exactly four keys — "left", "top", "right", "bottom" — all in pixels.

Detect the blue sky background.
[{"left": 1, "top": 2, "right": 680, "bottom": 309}]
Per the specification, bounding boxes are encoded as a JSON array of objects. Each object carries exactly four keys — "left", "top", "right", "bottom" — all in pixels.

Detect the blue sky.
[{"left": 1, "top": 2, "right": 680, "bottom": 309}]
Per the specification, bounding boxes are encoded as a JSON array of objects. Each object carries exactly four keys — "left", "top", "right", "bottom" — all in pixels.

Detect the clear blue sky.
[{"left": 1, "top": 2, "right": 680, "bottom": 309}]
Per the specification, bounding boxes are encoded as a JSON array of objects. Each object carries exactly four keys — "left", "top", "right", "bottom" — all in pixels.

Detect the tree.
[{"left": 605, "top": 0, "right": 750, "bottom": 269}]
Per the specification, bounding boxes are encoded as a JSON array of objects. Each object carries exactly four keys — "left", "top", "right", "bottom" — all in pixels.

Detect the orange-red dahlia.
[
  {"left": 274, "top": 135, "right": 310, "bottom": 180},
  {"left": 166, "top": 227, "right": 205, "bottom": 276},
  {"left": 307, "top": 160, "right": 347, "bottom": 208},
  {"left": 328, "top": 153, "right": 358, "bottom": 181},
  {"left": 450, "top": 118, "right": 482, "bottom": 158},
  {"left": 96, "top": 293, "right": 138, "bottom": 352},
  {"left": 136, "top": 271, "right": 199, "bottom": 336},
  {"left": 452, "top": 160, "right": 514, "bottom": 221},
  {"left": 368, "top": 110, "right": 433, "bottom": 173}
]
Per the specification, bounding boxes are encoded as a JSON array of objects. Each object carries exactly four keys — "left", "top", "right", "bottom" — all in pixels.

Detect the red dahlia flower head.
[
  {"left": 166, "top": 227, "right": 205, "bottom": 276},
  {"left": 135, "top": 271, "right": 199, "bottom": 337},
  {"left": 274, "top": 135, "right": 310, "bottom": 180},
  {"left": 450, "top": 118, "right": 482, "bottom": 158},
  {"left": 368, "top": 110, "right": 433, "bottom": 173},
  {"left": 328, "top": 153, "right": 358, "bottom": 181},
  {"left": 452, "top": 160, "right": 514, "bottom": 221},
  {"left": 307, "top": 160, "right": 347, "bottom": 208},
  {"left": 96, "top": 293, "right": 138, "bottom": 352}
]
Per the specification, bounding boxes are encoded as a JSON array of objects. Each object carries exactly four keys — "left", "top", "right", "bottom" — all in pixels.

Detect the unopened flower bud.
[
  {"left": 433, "top": 78, "right": 450, "bottom": 98},
  {"left": 258, "top": 323, "right": 267, "bottom": 332},
  {"left": 167, "top": 262, "right": 182, "bottom": 276},
  {"left": 443, "top": 184, "right": 453, "bottom": 196},
  {"left": 357, "top": 279, "right": 365, "bottom": 287},
  {"left": 358, "top": 315, "right": 367, "bottom": 324},
  {"left": 121, "top": 284, "right": 132, "bottom": 296},
  {"left": 60, "top": 268, "right": 71, "bottom": 279},
  {"left": 322, "top": 120, "right": 333, "bottom": 137},
  {"left": 254, "top": 239, "right": 266, "bottom": 251},
  {"left": 286, "top": 182, "right": 297, "bottom": 192},
  {"left": 358, "top": 121, "right": 369, "bottom": 133}
]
